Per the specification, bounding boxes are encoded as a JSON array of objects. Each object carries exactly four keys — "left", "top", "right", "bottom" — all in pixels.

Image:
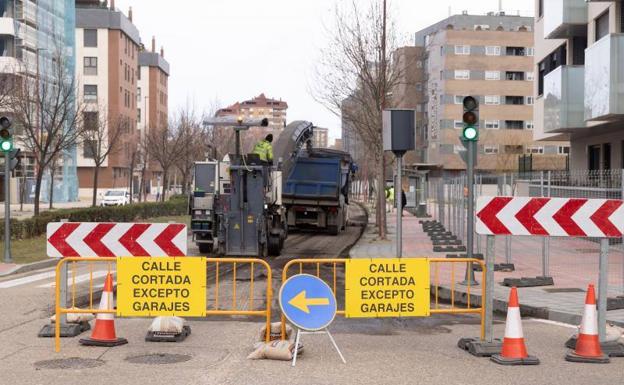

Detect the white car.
[{"left": 100, "top": 190, "right": 130, "bottom": 207}]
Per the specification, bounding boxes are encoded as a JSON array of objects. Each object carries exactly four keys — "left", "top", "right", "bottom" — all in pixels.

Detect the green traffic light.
[
  {"left": 463, "top": 126, "right": 478, "bottom": 141},
  {"left": 1, "top": 140, "right": 12, "bottom": 152}
]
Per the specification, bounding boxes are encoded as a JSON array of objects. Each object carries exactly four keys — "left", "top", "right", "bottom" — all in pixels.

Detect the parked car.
[{"left": 100, "top": 190, "right": 130, "bottom": 207}]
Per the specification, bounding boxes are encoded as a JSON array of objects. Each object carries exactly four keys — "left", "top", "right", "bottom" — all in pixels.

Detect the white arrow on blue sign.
[{"left": 279, "top": 274, "right": 337, "bottom": 331}]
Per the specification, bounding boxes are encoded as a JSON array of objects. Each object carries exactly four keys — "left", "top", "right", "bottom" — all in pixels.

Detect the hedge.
[{"left": 0, "top": 195, "right": 188, "bottom": 241}]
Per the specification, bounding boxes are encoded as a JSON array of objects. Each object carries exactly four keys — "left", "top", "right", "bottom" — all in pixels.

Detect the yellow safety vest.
[{"left": 252, "top": 140, "right": 273, "bottom": 162}]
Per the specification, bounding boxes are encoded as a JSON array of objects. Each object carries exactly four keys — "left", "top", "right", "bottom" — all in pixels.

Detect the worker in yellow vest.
[{"left": 252, "top": 134, "right": 274, "bottom": 164}]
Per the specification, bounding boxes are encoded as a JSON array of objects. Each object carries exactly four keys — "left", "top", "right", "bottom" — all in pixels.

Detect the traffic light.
[
  {"left": 0, "top": 116, "right": 12, "bottom": 152},
  {"left": 8, "top": 148, "right": 20, "bottom": 171},
  {"left": 461, "top": 96, "right": 479, "bottom": 141}
]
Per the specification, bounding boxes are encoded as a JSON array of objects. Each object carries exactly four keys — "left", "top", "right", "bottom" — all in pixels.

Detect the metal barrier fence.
[
  {"left": 54, "top": 257, "right": 273, "bottom": 352},
  {"left": 280, "top": 258, "right": 486, "bottom": 340},
  {"left": 427, "top": 169, "right": 624, "bottom": 296}
]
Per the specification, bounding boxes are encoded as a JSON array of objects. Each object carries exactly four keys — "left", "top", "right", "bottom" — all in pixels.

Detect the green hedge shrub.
[{"left": 0, "top": 197, "right": 188, "bottom": 241}]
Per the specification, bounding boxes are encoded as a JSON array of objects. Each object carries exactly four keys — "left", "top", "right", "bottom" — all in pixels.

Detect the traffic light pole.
[
  {"left": 466, "top": 140, "right": 475, "bottom": 259},
  {"left": 4, "top": 151, "right": 11, "bottom": 263},
  {"left": 396, "top": 154, "right": 403, "bottom": 258}
]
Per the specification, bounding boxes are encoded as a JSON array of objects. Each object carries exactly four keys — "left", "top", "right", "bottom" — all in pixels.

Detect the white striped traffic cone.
[
  {"left": 79, "top": 273, "right": 127, "bottom": 347},
  {"left": 491, "top": 287, "right": 539, "bottom": 365},
  {"left": 565, "top": 284, "right": 609, "bottom": 363}
]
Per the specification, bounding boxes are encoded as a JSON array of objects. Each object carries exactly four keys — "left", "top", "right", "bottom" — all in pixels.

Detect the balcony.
[
  {"left": 543, "top": 65, "right": 585, "bottom": 133},
  {"left": 584, "top": 34, "right": 624, "bottom": 121},
  {"left": 543, "top": 0, "right": 587, "bottom": 39},
  {"left": 0, "top": 18, "right": 15, "bottom": 36}
]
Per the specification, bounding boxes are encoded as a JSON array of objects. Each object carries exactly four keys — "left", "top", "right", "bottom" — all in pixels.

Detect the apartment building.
[
  {"left": 313, "top": 127, "right": 329, "bottom": 148},
  {"left": 405, "top": 13, "right": 568, "bottom": 173},
  {"left": 75, "top": 1, "right": 141, "bottom": 196},
  {"left": 217, "top": 94, "right": 288, "bottom": 131},
  {"left": 0, "top": 0, "right": 78, "bottom": 203},
  {"left": 534, "top": 0, "right": 624, "bottom": 171},
  {"left": 138, "top": 37, "right": 170, "bottom": 195}
]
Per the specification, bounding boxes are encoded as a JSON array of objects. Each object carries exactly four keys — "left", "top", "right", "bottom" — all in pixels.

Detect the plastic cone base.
[
  {"left": 79, "top": 336, "right": 128, "bottom": 347},
  {"left": 491, "top": 354, "right": 539, "bottom": 365},
  {"left": 565, "top": 350, "right": 610, "bottom": 364}
]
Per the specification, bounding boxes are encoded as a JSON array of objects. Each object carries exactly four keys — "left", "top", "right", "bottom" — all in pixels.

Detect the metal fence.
[{"left": 427, "top": 169, "right": 624, "bottom": 297}]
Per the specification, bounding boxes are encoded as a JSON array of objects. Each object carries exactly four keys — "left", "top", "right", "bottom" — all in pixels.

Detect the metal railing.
[
  {"left": 280, "top": 258, "right": 486, "bottom": 340},
  {"left": 54, "top": 257, "right": 273, "bottom": 352}
]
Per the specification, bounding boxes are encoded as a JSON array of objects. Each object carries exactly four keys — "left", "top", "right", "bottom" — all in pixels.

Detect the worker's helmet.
[{"left": 265, "top": 134, "right": 273, "bottom": 143}]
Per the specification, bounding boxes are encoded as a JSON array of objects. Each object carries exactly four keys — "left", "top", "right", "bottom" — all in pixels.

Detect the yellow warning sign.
[
  {"left": 345, "top": 258, "right": 430, "bottom": 317},
  {"left": 234, "top": 223, "right": 240, "bottom": 230},
  {"left": 116, "top": 257, "right": 206, "bottom": 317}
]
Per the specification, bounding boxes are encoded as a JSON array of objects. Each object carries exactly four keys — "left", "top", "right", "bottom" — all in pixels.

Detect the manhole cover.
[
  {"left": 125, "top": 353, "right": 192, "bottom": 365},
  {"left": 34, "top": 358, "right": 105, "bottom": 370},
  {"left": 543, "top": 288, "right": 585, "bottom": 293}
]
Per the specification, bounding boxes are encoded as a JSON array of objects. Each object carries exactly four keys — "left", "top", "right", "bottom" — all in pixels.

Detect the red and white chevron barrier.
[
  {"left": 476, "top": 197, "right": 624, "bottom": 238},
  {"left": 46, "top": 222, "right": 187, "bottom": 258}
]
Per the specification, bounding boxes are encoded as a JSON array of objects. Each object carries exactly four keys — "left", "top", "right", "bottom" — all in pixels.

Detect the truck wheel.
[
  {"left": 328, "top": 225, "right": 339, "bottom": 236},
  {"left": 198, "top": 243, "right": 211, "bottom": 254},
  {"left": 267, "top": 235, "right": 281, "bottom": 256}
]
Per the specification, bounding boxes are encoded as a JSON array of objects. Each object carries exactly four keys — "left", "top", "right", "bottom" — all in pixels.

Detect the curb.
[
  {"left": 0, "top": 258, "right": 57, "bottom": 277},
  {"left": 433, "top": 284, "right": 624, "bottom": 328}
]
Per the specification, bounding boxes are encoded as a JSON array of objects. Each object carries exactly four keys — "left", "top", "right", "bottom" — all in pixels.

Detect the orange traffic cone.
[
  {"left": 491, "top": 287, "right": 539, "bottom": 365},
  {"left": 565, "top": 284, "right": 609, "bottom": 363},
  {"left": 79, "top": 273, "right": 127, "bottom": 347}
]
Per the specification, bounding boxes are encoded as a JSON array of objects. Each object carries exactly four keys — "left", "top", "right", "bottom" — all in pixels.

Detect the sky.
[{"left": 114, "top": 0, "right": 534, "bottom": 142}]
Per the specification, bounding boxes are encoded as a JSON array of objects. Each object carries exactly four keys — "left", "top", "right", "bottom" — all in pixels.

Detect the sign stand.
[{"left": 292, "top": 328, "right": 346, "bottom": 367}]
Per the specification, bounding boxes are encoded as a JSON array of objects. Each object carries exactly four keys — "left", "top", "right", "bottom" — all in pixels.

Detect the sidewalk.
[{"left": 349, "top": 204, "right": 624, "bottom": 327}]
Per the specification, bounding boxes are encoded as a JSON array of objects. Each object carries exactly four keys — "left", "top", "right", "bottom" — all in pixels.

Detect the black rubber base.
[
  {"left": 38, "top": 322, "right": 90, "bottom": 338},
  {"left": 434, "top": 245, "right": 466, "bottom": 253},
  {"left": 458, "top": 337, "right": 502, "bottom": 357},
  {"left": 491, "top": 354, "right": 540, "bottom": 365},
  {"left": 565, "top": 336, "right": 624, "bottom": 357},
  {"left": 501, "top": 276, "right": 554, "bottom": 287},
  {"left": 146, "top": 325, "right": 191, "bottom": 342},
  {"left": 79, "top": 337, "right": 128, "bottom": 347},
  {"left": 473, "top": 263, "right": 515, "bottom": 272},
  {"left": 565, "top": 351, "right": 610, "bottom": 363}
]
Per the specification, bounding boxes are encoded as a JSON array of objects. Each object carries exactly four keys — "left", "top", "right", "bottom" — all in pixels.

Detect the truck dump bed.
[{"left": 283, "top": 156, "right": 342, "bottom": 201}]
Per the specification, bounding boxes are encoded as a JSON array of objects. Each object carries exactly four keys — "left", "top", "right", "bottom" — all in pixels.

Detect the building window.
[
  {"left": 83, "top": 140, "right": 96, "bottom": 159},
  {"left": 485, "top": 120, "right": 500, "bottom": 129},
  {"left": 537, "top": 44, "right": 567, "bottom": 96},
  {"left": 506, "top": 46, "right": 526, "bottom": 56},
  {"left": 558, "top": 146, "right": 570, "bottom": 155},
  {"left": 538, "top": 0, "right": 543, "bottom": 18},
  {"left": 137, "top": 108, "right": 141, "bottom": 123},
  {"left": 505, "top": 71, "right": 525, "bottom": 81},
  {"left": 505, "top": 145, "right": 524, "bottom": 154},
  {"left": 525, "top": 121, "right": 534, "bottom": 130},
  {"left": 526, "top": 146, "right": 544, "bottom": 154},
  {"left": 416, "top": 60, "right": 423, "bottom": 68},
  {"left": 83, "top": 111, "right": 98, "bottom": 131},
  {"left": 84, "top": 85, "right": 97, "bottom": 103},
  {"left": 526, "top": 71, "right": 535, "bottom": 81},
  {"left": 485, "top": 46, "right": 500, "bottom": 56},
  {"left": 505, "top": 96, "right": 525, "bottom": 105},
  {"left": 588, "top": 145, "right": 601, "bottom": 170},
  {"left": 526, "top": 96, "right": 534, "bottom": 105},
  {"left": 454, "top": 95, "right": 463, "bottom": 104},
  {"left": 454, "top": 45, "right": 470, "bottom": 55},
  {"left": 484, "top": 145, "right": 499, "bottom": 154},
  {"left": 454, "top": 70, "right": 470, "bottom": 80},
  {"left": 505, "top": 120, "right": 524, "bottom": 129},
  {"left": 485, "top": 95, "right": 500, "bottom": 105},
  {"left": 416, "top": 83, "right": 422, "bottom": 91},
  {"left": 526, "top": 47, "right": 535, "bottom": 56},
  {"left": 84, "top": 57, "right": 97, "bottom": 75},
  {"left": 84, "top": 29, "right": 97, "bottom": 47},
  {"left": 595, "top": 10, "right": 609, "bottom": 42},
  {"left": 485, "top": 71, "right": 500, "bottom": 80},
  {"left": 454, "top": 120, "right": 463, "bottom": 129}
]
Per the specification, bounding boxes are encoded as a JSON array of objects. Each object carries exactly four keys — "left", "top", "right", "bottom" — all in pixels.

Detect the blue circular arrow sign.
[{"left": 279, "top": 274, "right": 337, "bottom": 331}]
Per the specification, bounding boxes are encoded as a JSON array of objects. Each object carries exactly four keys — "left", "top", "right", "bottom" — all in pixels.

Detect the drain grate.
[
  {"left": 34, "top": 358, "right": 105, "bottom": 370},
  {"left": 125, "top": 353, "right": 192, "bottom": 365},
  {"left": 542, "top": 288, "right": 585, "bottom": 293}
]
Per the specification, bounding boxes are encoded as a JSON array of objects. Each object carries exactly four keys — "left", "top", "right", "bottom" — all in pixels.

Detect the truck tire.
[
  {"left": 267, "top": 235, "right": 281, "bottom": 256},
  {"left": 198, "top": 243, "right": 211, "bottom": 254}
]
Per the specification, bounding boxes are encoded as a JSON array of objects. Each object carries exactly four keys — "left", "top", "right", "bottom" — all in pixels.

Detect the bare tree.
[
  {"left": 146, "top": 116, "right": 188, "bottom": 202},
  {"left": 79, "top": 107, "right": 124, "bottom": 206},
  {"left": 176, "top": 107, "right": 206, "bottom": 195},
  {"left": 125, "top": 130, "right": 141, "bottom": 204},
  {"left": 10, "top": 49, "right": 85, "bottom": 215},
  {"left": 311, "top": 0, "right": 403, "bottom": 239}
]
